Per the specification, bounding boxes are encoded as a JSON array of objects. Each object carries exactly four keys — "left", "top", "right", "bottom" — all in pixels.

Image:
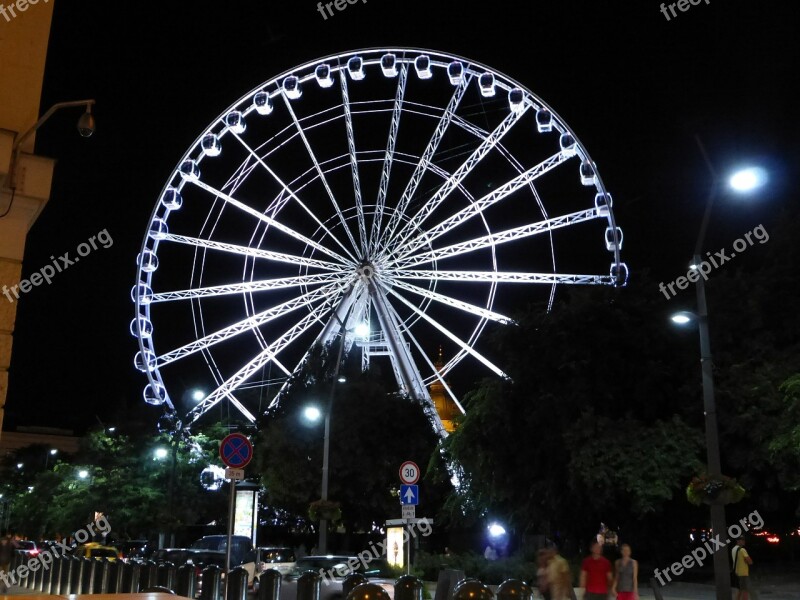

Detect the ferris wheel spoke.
[
  {"left": 394, "top": 270, "right": 615, "bottom": 285},
  {"left": 278, "top": 94, "right": 361, "bottom": 258},
  {"left": 380, "top": 280, "right": 509, "bottom": 379},
  {"left": 395, "top": 151, "right": 569, "bottom": 261},
  {"left": 388, "top": 278, "right": 514, "bottom": 324},
  {"left": 340, "top": 73, "right": 368, "bottom": 257},
  {"left": 391, "top": 207, "right": 601, "bottom": 270},
  {"left": 232, "top": 131, "right": 360, "bottom": 263},
  {"left": 369, "top": 65, "right": 408, "bottom": 256},
  {"left": 186, "top": 296, "right": 337, "bottom": 425},
  {"left": 149, "top": 272, "right": 347, "bottom": 303},
  {"left": 387, "top": 107, "right": 529, "bottom": 254},
  {"left": 384, "top": 299, "right": 465, "bottom": 416},
  {"left": 191, "top": 178, "right": 354, "bottom": 267},
  {"left": 157, "top": 281, "right": 345, "bottom": 368},
  {"left": 379, "top": 76, "right": 471, "bottom": 254},
  {"left": 162, "top": 233, "right": 345, "bottom": 272}
]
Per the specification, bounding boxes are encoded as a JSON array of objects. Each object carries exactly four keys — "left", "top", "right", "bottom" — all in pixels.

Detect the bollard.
[
  {"left": 497, "top": 579, "right": 532, "bottom": 600},
  {"left": 395, "top": 575, "right": 425, "bottom": 600},
  {"left": 140, "top": 559, "right": 158, "bottom": 590},
  {"left": 297, "top": 570, "right": 322, "bottom": 600},
  {"left": 257, "top": 568, "right": 281, "bottom": 600},
  {"left": 128, "top": 561, "right": 142, "bottom": 593},
  {"left": 93, "top": 558, "right": 109, "bottom": 593},
  {"left": 176, "top": 564, "right": 197, "bottom": 599},
  {"left": 226, "top": 566, "right": 249, "bottom": 600},
  {"left": 342, "top": 573, "right": 368, "bottom": 599},
  {"left": 157, "top": 561, "right": 177, "bottom": 589},
  {"left": 70, "top": 557, "right": 85, "bottom": 594},
  {"left": 110, "top": 559, "right": 123, "bottom": 593},
  {"left": 81, "top": 557, "right": 95, "bottom": 594},
  {"left": 200, "top": 564, "right": 222, "bottom": 600},
  {"left": 347, "top": 582, "right": 391, "bottom": 600},
  {"left": 42, "top": 558, "right": 54, "bottom": 594},
  {"left": 453, "top": 579, "right": 494, "bottom": 600},
  {"left": 51, "top": 555, "right": 65, "bottom": 595},
  {"left": 60, "top": 555, "right": 75, "bottom": 595},
  {"left": 103, "top": 559, "right": 118, "bottom": 593},
  {"left": 32, "top": 557, "right": 43, "bottom": 591}
]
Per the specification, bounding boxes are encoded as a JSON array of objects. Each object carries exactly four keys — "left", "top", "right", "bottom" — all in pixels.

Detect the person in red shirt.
[{"left": 579, "top": 541, "right": 612, "bottom": 600}]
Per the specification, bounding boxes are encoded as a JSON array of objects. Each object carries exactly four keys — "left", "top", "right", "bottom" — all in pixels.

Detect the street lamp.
[
  {"left": 192, "top": 389, "right": 206, "bottom": 402},
  {"left": 314, "top": 315, "right": 368, "bottom": 554},
  {"left": 154, "top": 447, "right": 169, "bottom": 460},
  {"left": 678, "top": 137, "right": 766, "bottom": 600},
  {"left": 77, "top": 470, "right": 89, "bottom": 479},
  {"left": 303, "top": 406, "right": 322, "bottom": 422}
]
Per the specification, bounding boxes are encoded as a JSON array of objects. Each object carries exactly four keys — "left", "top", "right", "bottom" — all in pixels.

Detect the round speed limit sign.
[{"left": 399, "top": 461, "right": 420, "bottom": 485}]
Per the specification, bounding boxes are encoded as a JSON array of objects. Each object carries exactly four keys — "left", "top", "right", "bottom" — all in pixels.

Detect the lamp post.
[
  {"left": 305, "top": 315, "right": 369, "bottom": 554},
  {"left": 678, "top": 137, "right": 766, "bottom": 600}
]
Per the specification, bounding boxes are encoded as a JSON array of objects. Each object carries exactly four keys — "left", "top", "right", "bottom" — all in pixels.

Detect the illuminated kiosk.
[
  {"left": 131, "top": 49, "right": 627, "bottom": 436},
  {"left": 234, "top": 480, "right": 259, "bottom": 545}
]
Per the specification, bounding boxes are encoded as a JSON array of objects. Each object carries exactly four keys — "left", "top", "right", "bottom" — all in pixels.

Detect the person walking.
[
  {"left": 731, "top": 537, "right": 753, "bottom": 600},
  {"left": 0, "top": 530, "right": 18, "bottom": 593},
  {"left": 579, "top": 541, "right": 612, "bottom": 600},
  {"left": 612, "top": 544, "right": 638, "bottom": 600},
  {"left": 546, "top": 546, "right": 573, "bottom": 600}
]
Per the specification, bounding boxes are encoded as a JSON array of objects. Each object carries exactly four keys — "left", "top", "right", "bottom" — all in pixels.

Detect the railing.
[{"left": 5, "top": 552, "right": 536, "bottom": 600}]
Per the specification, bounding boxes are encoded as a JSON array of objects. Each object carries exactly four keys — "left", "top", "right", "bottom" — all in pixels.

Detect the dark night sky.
[{"left": 5, "top": 0, "right": 798, "bottom": 431}]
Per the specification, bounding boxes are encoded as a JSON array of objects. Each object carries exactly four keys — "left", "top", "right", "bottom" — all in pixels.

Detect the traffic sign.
[
  {"left": 402, "top": 505, "right": 416, "bottom": 519},
  {"left": 220, "top": 433, "right": 253, "bottom": 468},
  {"left": 399, "top": 461, "right": 420, "bottom": 484},
  {"left": 225, "top": 467, "right": 245, "bottom": 481},
  {"left": 400, "top": 484, "right": 419, "bottom": 505}
]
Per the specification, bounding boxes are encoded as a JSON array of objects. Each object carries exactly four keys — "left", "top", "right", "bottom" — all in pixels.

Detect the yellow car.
[{"left": 74, "top": 542, "right": 121, "bottom": 561}]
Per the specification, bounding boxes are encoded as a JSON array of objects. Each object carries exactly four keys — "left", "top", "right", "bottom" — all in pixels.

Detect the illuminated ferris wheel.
[{"left": 131, "top": 48, "right": 627, "bottom": 435}]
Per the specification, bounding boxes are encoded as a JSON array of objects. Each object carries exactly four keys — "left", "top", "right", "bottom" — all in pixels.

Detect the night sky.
[{"left": 5, "top": 0, "right": 798, "bottom": 431}]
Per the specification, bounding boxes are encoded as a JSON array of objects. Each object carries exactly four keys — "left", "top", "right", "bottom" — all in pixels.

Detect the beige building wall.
[{"left": 0, "top": 0, "right": 57, "bottom": 438}]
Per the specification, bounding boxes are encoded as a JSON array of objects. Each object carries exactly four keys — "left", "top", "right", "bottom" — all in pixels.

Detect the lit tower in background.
[{"left": 428, "top": 347, "right": 459, "bottom": 432}]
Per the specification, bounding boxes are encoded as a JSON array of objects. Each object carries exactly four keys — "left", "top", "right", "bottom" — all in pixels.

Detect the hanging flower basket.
[
  {"left": 686, "top": 474, "right": 745, "bottom": 506},
  {"left": 309, "top": 499, "right": 342, "bottom": 522}
]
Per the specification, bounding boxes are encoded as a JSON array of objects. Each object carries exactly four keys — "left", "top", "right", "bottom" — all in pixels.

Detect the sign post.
[
  {"left": 398, "top": 461, "right": 420, "bottom": 574},
  {"left": 220, "top": 433, "right": 253, "bottom": 600}
]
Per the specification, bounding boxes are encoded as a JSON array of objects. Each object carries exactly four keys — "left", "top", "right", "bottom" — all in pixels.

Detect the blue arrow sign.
[{"left": 400, "top": 484, "right": 419, "bottom": 505}]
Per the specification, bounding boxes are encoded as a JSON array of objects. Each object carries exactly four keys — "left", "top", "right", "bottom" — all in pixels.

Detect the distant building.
[
  {"left": 428, "top": 347, "right": 460, "bottom": 433},
  {"left": 0, "top": 425, "right": 80, "bottom": 456}
]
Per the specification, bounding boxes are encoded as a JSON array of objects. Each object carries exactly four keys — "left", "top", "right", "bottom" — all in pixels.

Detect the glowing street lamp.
[
  {"left": 192, "top": 389, "right": 206, "bottom": 402},
  {"left": 670, "top": 312, "right": 695, "bottom": 326},
  {"left": 303, "top": 406, "right": 322, "bottom": 422},
  {"left": 729, "top": 167, "right": 767, "bottom": 193},
  {"left": 154, "top": 447, "right": 169, "bottom": 460},
  {"left": 488, "top": 522, "right": 506, "bottom": 538},
  {"left": 78, "top": 470, "right": 89, "bottom": 479}
]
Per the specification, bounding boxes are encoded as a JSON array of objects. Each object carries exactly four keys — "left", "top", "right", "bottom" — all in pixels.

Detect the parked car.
[
  {"left": 116, "top": 539, "right": 154, "bottom": 561},
  {"left": 73, "top": 542, "right": 121, "bottom": 561},
  {"left": 280, "top": 556, "right": 395, "bottom": 600},
  {"left": 151, "top": 548, "right": 196, "bottom": 566},
  {"left": 15, "top": 540, "right": 40, "bottom": 558},
  {"left": 190, "top": 536, "right": 257, "bottom": 588},
  {"left": 257, "top": 547, "right": 296, "bottom": 576}
]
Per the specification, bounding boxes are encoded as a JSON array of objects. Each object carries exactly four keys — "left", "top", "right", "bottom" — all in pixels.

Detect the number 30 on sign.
[{"left": 399, "top": 461, "right": 420, "bottom": 485}]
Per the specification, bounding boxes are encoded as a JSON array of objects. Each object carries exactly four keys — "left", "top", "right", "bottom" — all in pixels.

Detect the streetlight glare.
[
  {"left": 49, "top": 449, "right": 58, "bottom": 455},
  {"left": 192, "top": 389, "right": 206, "bottom": 402},
  {"left": 488, "top": 522, "right": 506, "bottom": 537},
  {"left": 304, "top": 406, "right": 322, "bottom": 422},
  {"left": 729, "top": 167, "right": 767, "bottom": 193},
  {"left": 671, "top": 313, "right": 693, "bottom": 325},
  {"left": 354, "top": 322, "right": 370, "bottom": 339},
  {"left": 154, "top": 447, "right": 169, "bottom": 459},
  {"left": 78, "top": 470, "right": 89, "bottom": 479}
]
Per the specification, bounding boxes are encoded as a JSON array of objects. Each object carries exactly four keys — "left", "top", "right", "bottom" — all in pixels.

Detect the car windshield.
[
  {"left": 191, "top": 538, "right": 221, "bottom": 550},
  {"left": 262, "top": 549, "right": 295, "bottom": 562}
]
